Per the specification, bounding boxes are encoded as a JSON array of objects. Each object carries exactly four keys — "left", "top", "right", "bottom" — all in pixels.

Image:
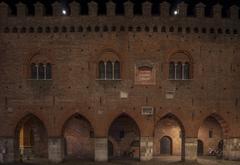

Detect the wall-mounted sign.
[
  {"left": 141, "top": 106, "right": 154, "bottom": 116},
  {"left": 135, "top": 62, "right": 156, "bottom": 85}
]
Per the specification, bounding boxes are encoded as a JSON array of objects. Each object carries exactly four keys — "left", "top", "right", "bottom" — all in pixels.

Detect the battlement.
[
  {"left": 0, "top": 1, "right": 239, "bottom": 39},
  {"left": 0, "top": 1, "right": 239, "bottom": 19}
]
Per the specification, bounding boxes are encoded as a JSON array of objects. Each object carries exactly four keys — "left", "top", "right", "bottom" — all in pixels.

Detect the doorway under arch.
[
  {"left": 154, "top": 114, "right": 185, "bottom": 161},
  {"left": 160, "top": 136, "right": 172, "bottom": 155},
  {"left": 62, "top": 114, "right": 94, "bottom": 160},
  {"left": 15, "top": 114, "right": 48, "bottom": 162},
  {"left": 108, "top": 114, "right": 140, "bottom": 160},
  {"left": 197, "top": 140, "right": 204, "bottom": 156},
  {"left": 198, "top": 115, "right": 224, "bottom": 156}
]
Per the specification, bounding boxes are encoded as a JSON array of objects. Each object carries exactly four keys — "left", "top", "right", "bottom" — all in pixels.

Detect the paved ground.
[{"left": 3, "top": 156, "right": 240, "bottom": 165}]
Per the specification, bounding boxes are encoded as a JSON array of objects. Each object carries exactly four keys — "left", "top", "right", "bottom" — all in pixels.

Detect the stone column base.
[
  {"left": 0, "top": 137, "right": 14, "bottom": 163},
  {"left": 95, "top": 138, "right": 107, "bottom": 161},
  {"left": 224, "top": 138, "right": 240, "bottom": 161},
  {"left": 140, "top": 137, "right": 153, "bottom": 161},
  {"left": 185, "top": 137, "right": 197, "bottom": 161},
  {"left": 48, "top": 138, "right": 64, "bottom": 163}
]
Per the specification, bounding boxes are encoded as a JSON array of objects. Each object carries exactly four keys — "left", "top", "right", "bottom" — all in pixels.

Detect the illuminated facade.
[{"left": 0, "top": 0, "right": 239, "bottom": 163}]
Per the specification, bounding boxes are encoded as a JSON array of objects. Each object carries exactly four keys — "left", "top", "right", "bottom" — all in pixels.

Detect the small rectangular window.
[{"left": 209, "top": 130, "right": 213, "bottom": 138}]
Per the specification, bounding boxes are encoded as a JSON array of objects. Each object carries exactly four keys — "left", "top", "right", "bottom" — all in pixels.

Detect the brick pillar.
[
  {"left": 95, "top": 138, "right": 107, "bottom": 161},
  {"left": 230, "top": 5, "right": 239, "bottom": 20},
  {"left": 88, "top": 1, "right": 98, "bottom": 16},
  {"left": 35, "top": 2, "right": 44, "bottom": 17},
  {"left": 16, "top": 2, "right": 27, "bottom": 17},
  {"left": 160, "top": 1, "right": 170, "bottom": 17},
  {"left": 140, "top": 137, "right": 153, "bottom": 161},
  {"left": 195, "top": 2, "right": 205, "bottom": 18},
  {"left": 213, "top": 4, "right": 222, "bottom": 18},
  {"left": 124, "top": 1, "right": 133, "bottom": 17},
  {"left": 185, "top": 138, "right": 197, "bottom": 161},
  {"left": 142, "top": 1, "right": 152, "bottom": 16},
  {"left": 177, "top": 2, "right": 187, "bottom": 17},
  {"left": 224, "top": 138, "right": 240, "bottom": 161},
  {"left": 52, "top": 1, "right": 62, "bottom": 16},
  {"left": 0, "top": 138, "right": 14, "bottom": 163},
  {"left": 48, "top": 138, "right": 64, "bottom": 163},
  {"left": 0, "top": 2, "right": 8, "bottom": 18},
  {"left": 70, "top": 1, "right": 80, "bottom": 16},
  {"left": 106, "top": 1, "right": 115, "bottom": 16}
]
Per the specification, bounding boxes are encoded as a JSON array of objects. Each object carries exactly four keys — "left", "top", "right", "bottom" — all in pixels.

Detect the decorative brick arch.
[
  {"left": 97, "top": 49, "right": 121, "bottom": 62},
  {"left": 107, "top": 113, "right": 142, "bottom": 137},
  {"left": 155, "top": 112, "right": 186, "bottom": 133},
  {"left": 14, "top": 113, "right": 49, "bottom": 161},
  {"left": 154, "top": 113, "right": 185, "bottom": 160},
  {"left": 61, "top": 113, "right": 94, "bottom": 136},
  {"left": 14, "top": 113, "right": 48, "bottom": 135},
  {"left": 165, "top": 50, "right": 194, "bottom": 80},
  {"left": 200, "top": 113, "right": 230, "bottom": 138},
  {"left": 167, "top": 50, "right": 194, "bottom": 63},
  {"left": 13, "top": 112, "right": 48, "bottom": 137},
  {"left": 24, "top": 49, "right": 54, "bottom": 79}
]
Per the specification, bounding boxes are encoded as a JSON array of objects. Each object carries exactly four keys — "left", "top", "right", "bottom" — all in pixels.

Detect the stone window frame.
[
  {"left": 168, "top": 51, "right": 193, "bottom": 80},
  {"left": 27, "top": 53, "right": 53, "bottom": 81},
  {"left": 97, "top": 50, "right": 121, "bottom": 81}
]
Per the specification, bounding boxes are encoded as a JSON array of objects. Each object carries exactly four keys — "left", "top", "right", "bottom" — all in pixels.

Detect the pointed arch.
[
  {"left": 108, "top": 113, "right": 141, "bottom": 137},
  {"left": 200, "top": 113, "right": 230, "bottom": 138},
  {"left": 154, "top": 113, "right": 185, "bottom": 160}
]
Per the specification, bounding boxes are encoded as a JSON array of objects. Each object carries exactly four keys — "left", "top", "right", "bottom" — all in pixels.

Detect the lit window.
[
  {"left": 209, "top": 130, "right": 213, "bottom": 138},
  {"left": 98, "top": 60, "right": 120, "bottom": 80},
  {"left": 168, "top": 52, "right": 192, "bottom": 80},
  {"left": 30, "top": 63, "right": 52, "bottom": 80}
]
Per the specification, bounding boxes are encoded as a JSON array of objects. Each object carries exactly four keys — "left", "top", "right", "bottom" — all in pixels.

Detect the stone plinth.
[
  {"left": 0, "top": 138, "right": 14, "bottom": 163},
  {"left": 95, "top": 138, "right": 107, "bottom": 161},
  {"left": 224, "top": 138, "right": 240, "bottom": 161},
  {"left": 48, "top": 138, "right": 64, "bottom": 163},
  {"left": 140, "top": 137, "right": 153, "bottom": 161},
  {"left": 185, "top": 138, "right": 197, "bottom": 161}
]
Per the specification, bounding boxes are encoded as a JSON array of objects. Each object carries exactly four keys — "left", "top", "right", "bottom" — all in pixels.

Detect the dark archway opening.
[
  {"left": 108, "top": 115, "right": 140, "bottom": 160},
  {"left": 62, "top": 114, "right": 94, "bottom": 160},
  {"left": 15, "top": 114, "right": 48, "bottom": 162},
  {"left": 197, "top": 140, "right": 204, "bottom": 156},
  {"left": 154, "top": 114, "right": 185, "bottom": 161},
  {"left": 160, "top": 136, "right": 172, "bottom": 155},
  {"left": 198, "top": 115, "right": 224, "bottom": 157}
]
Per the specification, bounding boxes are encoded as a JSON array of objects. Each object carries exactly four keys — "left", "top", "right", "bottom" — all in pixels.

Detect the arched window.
[
  {"left": 176, "top": 62, "right": 182, "bottom": 79},
  {"left": 169, "top": 62, "right": 175, "bottom": 80},
  {"left": 114, "top": 61, "right": 120, "bottom": 79},
  {"left": 38, "top": 63, "right": 44, "bottom": 79},
  {"left": 31, "top": 63, "right": 37, "bottom": 79},
  {"left": 30, "top": 62, "right": 52, "bottom": 80},
  {"left": 168, "top": 52, "right": 192, "bottom": 80},
  {"left": 98, "top": 52, "right": 121, "bottom": 80},
  {"left": 106, "top": 61, "right": 113, "bottom": 79},
  {"left": 46, "top": 63, "right": 52, "bottom": 79},
  {"left": 183, "top": 62, "right": 190, "bottom": 79},
  {"left": 99, "top": 61, "right": 105, "bottom": 79}
]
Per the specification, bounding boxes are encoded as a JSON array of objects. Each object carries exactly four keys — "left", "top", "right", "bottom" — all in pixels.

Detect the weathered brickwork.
[{"left": 0, "top": 0, "right": 239, "bottom": 163}]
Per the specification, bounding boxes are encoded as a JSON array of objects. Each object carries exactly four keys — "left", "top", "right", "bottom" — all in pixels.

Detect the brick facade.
[{"left": 0, "top": 0, "right": 239, "bottom": 163}]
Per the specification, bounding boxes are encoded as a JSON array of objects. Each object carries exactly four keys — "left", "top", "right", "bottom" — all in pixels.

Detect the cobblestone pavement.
[{"left": 4, "top": 157, "right": 240, "bottom": 165}]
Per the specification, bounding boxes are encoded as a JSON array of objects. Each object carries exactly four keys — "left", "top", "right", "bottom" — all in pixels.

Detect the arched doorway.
[
  {"left": 15, "top": 114, "right": 48, "bottom": 162},
  {"left": 160, "top": 136, "right": 172, "bottom": 155},
  {"left": 154, "top": 114, "right": 185, "bottom": 161},
  {"left": 108, "top": 140, "right": 114, "bottom": 158},
  {"left": 108, "top": 114, "right": 140, "bottom": 160},
  {"left": 198, "top": 115, "right": 224, "bottom": 156},
  {"left": 62, "top": 114, "right": 94, "bottom": 160},
  {"left": 197, "top": 140, "right": 204, "bottom": 156}
]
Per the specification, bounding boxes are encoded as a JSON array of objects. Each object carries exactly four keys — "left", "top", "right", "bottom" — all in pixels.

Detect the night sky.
[{"left": 2, "top": 0, "right": 240, "bottom": 17}]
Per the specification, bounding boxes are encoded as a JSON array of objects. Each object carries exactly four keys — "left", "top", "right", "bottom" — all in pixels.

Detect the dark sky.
[{"left": 2, "top": 0, "right": 240, "bottom": 16}]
